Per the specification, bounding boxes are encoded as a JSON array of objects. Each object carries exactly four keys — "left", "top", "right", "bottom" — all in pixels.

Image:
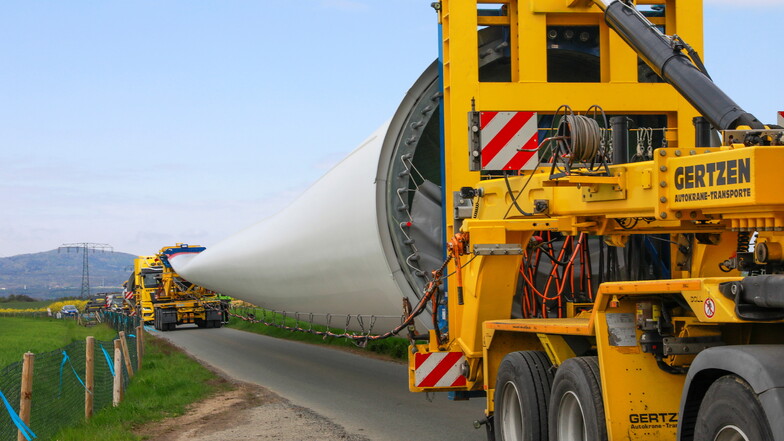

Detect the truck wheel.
[
  {"left": 548, "top": 357, "right": 606, "bottom": 441},
  {"left": 493, "top": 351, "right": 553, "bottom": 441},
  {"left": 693, "top": 375, "right": 774, "bottom": 441}
]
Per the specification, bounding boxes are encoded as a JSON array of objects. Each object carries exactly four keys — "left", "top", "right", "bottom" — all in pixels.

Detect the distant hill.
[{"left": 0, "top": 249, "right": 137, "bottom": 299}]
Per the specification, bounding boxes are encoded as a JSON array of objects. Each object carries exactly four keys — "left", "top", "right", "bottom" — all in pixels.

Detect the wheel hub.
[
  {"left": 714, "top": 425, "right": 751, "bottom": 441},
  {"left": 557, "top": 390, "right": 587, "bottom": 440},
  {"left": 499, "top": 380, "right": 523, "bottom": 440}
]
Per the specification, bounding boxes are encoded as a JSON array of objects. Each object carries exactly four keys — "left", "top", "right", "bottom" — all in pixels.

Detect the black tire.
[
  {"left": 493, "top": 351, "right": 553, "bottom": 441},
  {"left": 693, "top": 375, "right": 774, "bottom": 441},
  {"left": 153, "top": 309, "right": 161, "bottom": 331},
  {"left": 195, "top": 318, "right": 205, "bottom": 328},
  {"left": 213, "top": 319, "right": 222, "bottom": 328},
  {"left": 548, "top": 357, "right": 607, "bottom": 441}
]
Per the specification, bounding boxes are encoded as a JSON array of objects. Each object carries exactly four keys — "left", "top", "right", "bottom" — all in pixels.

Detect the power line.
[{"left": 58, "top": 243, "right": 113, "bottom": 298}]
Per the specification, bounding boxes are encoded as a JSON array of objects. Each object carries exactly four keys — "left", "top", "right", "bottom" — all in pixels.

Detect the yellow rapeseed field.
[{"left": 0, "top": 300, "right": 88, "bottom": 314}]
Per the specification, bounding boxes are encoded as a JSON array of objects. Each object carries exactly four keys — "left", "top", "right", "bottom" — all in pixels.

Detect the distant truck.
[
  {"left": 83, "top": 295, "right": 107, "bottom": 313},
  {"left": 127, "top": 244, "right": 224, "bottom": 331},
  {"left": 104, "top": 293, "right": 128, "bottom": 313}
]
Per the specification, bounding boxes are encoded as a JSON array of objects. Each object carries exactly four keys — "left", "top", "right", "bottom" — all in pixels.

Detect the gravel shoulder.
[{"left": 137, "top": 379, "right": 371, "bottom": 441}]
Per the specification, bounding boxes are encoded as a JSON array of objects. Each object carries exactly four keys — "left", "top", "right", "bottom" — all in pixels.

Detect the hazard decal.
[
  {"left": 414, "top": 352, "right": 467, "bottom": 388},
  {"left": 472, "top": 111, "right": 539, "bottom": 171}
]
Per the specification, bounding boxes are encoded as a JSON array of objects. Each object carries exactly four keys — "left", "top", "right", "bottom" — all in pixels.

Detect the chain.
[{"left": 230, "top": 253, "right": 455, "bottom": 344}]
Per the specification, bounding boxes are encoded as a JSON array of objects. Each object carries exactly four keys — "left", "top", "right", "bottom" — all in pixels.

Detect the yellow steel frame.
[
  {"left": 439, "top": 0, "right": 703, "bottom": 240},
  {"left": 437, "top": 0, "right": 702, "bottom": 357},
  {"left": 409, "top": 0, "right": 784, "bottom": 438}
]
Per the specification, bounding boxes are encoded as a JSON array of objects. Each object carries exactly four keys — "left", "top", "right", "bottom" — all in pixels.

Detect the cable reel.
[
  {"left": 557, "top": 114, "right": 602, "bottom": 164},
  {"left": 547, "top": 105, "right": 608, "bottom": 177}
]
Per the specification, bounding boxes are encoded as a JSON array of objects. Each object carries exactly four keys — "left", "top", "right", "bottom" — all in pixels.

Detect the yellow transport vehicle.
[
  {"left": 407, "top": 1, "right": 784, "bottom": 440},
  {"left": 128, "top": 244, "right": 224, "bottom": 331}
]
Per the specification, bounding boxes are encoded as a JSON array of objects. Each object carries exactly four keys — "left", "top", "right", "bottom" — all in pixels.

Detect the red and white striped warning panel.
[
  {"left": 479, "top": 111, "right": 539, "bottom": 171},
  {"left": 414, "top": 351, "right": 467, "bottom": 388},
  {"left": 778, "top": 111, "right": 783, "bottom": 127}
]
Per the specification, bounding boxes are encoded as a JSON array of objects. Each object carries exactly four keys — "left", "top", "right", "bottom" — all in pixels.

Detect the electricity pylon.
[{"left": 59, "top": 243, "right": 113, "bottom": 298}]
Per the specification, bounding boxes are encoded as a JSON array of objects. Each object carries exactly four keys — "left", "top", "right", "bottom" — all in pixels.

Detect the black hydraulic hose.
[{"left": 600, "top": 0, "right": 763, "bottom": 130}]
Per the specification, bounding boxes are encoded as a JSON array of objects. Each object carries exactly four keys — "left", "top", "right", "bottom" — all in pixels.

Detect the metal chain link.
[{"left": 230, "top": 253, "right": 455, "bottom": 344}]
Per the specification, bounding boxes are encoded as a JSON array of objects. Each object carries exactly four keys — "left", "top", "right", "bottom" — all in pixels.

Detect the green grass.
[
  {"left": 0, "top": 300, "right": 52, "bottom": 309},
  {"left": 0, "top": 317, "right": 118, "bottom": 367},
  {"left": 53, "top": 336, "right": 230, "bottom": 441},
  {"left": 227, "top": 307, "right": 411, "bottom": 360}
]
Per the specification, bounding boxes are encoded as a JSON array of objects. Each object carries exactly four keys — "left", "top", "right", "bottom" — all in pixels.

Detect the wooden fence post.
[
  {"left": 17, "top": 352, "right": 34, "bottom": 441},
  {"left": 118, "top": 331, "right": 134, "bottom": 378},
  {"left": 112, "top": 340, "right": 123, "bottom": 406},
  {"left": 85, "top": 336, "right": 94, "bottom": 420},
  {"left": 135, "top": 325, "right": 143, "bottom": 371}
]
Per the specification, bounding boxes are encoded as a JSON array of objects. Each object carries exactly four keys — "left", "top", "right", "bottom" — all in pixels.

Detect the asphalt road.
[{"left": 153, "top": 326, "right": 487, "bottom": 441}]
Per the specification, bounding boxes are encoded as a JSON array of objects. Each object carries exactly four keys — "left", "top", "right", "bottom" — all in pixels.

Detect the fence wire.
[
  {"left": 0, "top": 311, "right": 140, "bottom": 440},
  {"left": 0, "top": 361, "right": 23, "bottom": 440}
]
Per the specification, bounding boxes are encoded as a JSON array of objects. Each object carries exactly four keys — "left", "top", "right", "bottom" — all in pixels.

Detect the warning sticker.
[
  {"left": 704, "top": 298, "right": 716, "bottom": 318},
  {"left": 605, "top": 313, "right": 637, "bottom": 347}
]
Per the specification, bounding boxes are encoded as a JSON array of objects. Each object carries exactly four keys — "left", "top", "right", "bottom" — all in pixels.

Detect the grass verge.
[
  {"left": 0, "top": 300, "right": 52, "bottom": 309},
  {"left": 226, "top": 307, "right": 411, "bottom": 360},
  {"left": 0, "top": 317, "right": 117, "bottom": 367},
  {"left": 53, "top": 336, "right": 231, "bottom": 441}
]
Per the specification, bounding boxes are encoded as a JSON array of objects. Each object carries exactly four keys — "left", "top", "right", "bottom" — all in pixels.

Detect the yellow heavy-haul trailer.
[
  {"left": 128, "top": 244, "right": 224, "bottom": 331},
  {"left": 409, "top": 1, "right": 784, "bottom": 440}
]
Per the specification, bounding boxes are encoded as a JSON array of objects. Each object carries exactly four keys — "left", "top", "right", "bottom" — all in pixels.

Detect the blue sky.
[{"left": 1, "top": 0, "right": 782, "bottom": 257}]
